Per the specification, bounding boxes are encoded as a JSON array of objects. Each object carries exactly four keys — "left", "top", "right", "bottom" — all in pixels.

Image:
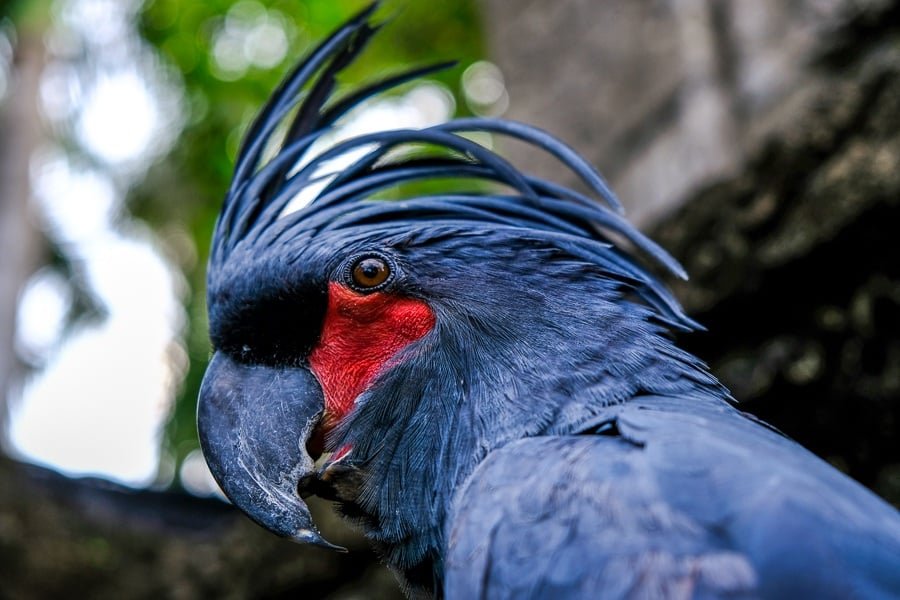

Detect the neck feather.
[{"left": 328, "top": 273, "right": 725, "bottom": 589}]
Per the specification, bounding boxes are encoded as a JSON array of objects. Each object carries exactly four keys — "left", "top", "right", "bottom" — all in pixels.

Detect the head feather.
[{"left": 209, "top": 3, "right": 699, "bottom": 332}]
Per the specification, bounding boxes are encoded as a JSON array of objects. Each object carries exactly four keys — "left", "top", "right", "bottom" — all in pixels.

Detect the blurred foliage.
[
  {"left": 0, "top": 0, "right": 51, "bottom": 26},
  {"left": 132, "top": 0, "right": 485, "bottom": 486}
]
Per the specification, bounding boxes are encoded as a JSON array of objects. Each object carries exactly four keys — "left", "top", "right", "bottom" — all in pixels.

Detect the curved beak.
[{"left": 197, "top": 352, "right": 344, "bottom": 551}]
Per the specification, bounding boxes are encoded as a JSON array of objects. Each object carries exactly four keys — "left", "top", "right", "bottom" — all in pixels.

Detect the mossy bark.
[{"left": 0, "top": 457, "right": 402, "bottom": 599}]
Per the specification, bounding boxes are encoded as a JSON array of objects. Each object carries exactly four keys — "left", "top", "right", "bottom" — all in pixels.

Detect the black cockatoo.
[{"left": 197, "top": 6, "right": 900, "bottom": 599}]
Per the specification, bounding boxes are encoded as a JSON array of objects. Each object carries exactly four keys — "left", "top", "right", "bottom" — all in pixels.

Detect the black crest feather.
[{"left": 209, "top": 2, "right": 699, "bottom": 331}]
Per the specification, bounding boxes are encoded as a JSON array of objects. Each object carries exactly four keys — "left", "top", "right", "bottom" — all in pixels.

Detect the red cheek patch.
[{"left": 309, "top": 282, "right": 435, "bottom": 442}]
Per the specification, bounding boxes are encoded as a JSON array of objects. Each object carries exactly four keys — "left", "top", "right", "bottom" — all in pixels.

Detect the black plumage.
[{"left": 197, "top": 7, "right": 900, "bottom": 598}]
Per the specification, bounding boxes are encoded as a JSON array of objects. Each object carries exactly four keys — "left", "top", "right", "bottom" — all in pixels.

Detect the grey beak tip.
[{"left": 292, "top": 528, "right": 349, "bottom": 552}]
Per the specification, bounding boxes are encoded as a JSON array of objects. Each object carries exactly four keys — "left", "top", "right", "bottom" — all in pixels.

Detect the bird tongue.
[{"left": 197, "top": 352, "right": 345, "bottom": 551}]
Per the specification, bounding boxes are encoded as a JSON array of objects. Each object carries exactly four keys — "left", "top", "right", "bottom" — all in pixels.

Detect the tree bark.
[
  {"left": 654, "top": 20, "right": 900, "bottom": 505},
  {"left": 484, "top": 0, "right": 900, "bottom": 505},
  {"left": 483, "top": 0, "right": 896, "bottom": 225},
  {"left": 0, "top": 456, "right": 402, "bottom": 599}
]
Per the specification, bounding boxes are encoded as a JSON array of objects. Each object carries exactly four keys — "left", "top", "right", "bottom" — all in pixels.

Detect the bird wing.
[{"left": 444, "top": 395, "right": 900, "bottom": 599}]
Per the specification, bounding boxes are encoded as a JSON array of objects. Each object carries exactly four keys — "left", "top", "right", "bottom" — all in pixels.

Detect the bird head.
[{"left": 197, "top": 3, "right": 721, "bottom": 570}]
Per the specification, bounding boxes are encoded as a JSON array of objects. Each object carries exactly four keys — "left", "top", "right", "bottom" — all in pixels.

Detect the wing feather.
[{"left": 445, "top": 396, "right": 900, "bottom": 599}]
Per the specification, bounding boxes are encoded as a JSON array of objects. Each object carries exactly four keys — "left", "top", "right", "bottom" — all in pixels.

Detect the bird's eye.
[{"left": 349, "top": 255, "right": 392, "bottom": 291}]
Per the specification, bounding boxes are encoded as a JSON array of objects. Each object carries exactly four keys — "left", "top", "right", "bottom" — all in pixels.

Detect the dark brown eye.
[{"left": 351, "top": 256, "right": 391, "bottom": 290}]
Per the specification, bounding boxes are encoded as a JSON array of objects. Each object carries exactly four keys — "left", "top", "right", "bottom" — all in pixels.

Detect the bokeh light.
[
  {"left": 210, "top": 1, "right": 293, "bottom": 81},
  {"left": 462, "top": 60, "right": 508, "bottom": 117},
  {"left": 7, "top": 0, "right": 477, "bottom": 490},
  {"left": 8, "top": 0, "right": 186, "bottom": 486}
]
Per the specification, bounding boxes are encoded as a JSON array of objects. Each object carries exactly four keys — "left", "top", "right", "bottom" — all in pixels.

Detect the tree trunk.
[
  {"left": 0, "top": 31, "right": 44, "bottom": 429},
  {"left": 483, "top": 0, "right": 896, "bottom": 225},
  {"left": 485, "top": 0, "right": 900, "bottom": 505}
]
